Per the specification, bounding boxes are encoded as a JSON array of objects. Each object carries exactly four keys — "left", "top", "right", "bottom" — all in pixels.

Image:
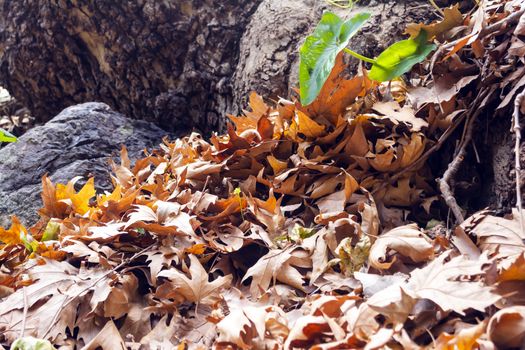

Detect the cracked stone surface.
[{"left": 0, "top": 102, "right": 169, "bottom": 227}]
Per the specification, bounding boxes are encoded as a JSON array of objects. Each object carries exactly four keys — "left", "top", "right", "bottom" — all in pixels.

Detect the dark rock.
[
  {"left": 0, "top": 0, "right": 434, "bottom": 134},
  {"left": 0, "top": 102, "right": 168, "bottom": 227}
]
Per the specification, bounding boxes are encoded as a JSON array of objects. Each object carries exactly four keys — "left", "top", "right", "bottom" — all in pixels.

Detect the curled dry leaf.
[
  {"left": 369, "top": 223, "right": 434, "bottom": 269},
  {"left": 488, "top": 306, "right": 525, "bottom": 349}
]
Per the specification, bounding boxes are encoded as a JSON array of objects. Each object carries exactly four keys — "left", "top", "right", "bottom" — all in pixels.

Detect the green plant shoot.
[
  {"left": 299, "top": 12, "right": 436, "bottom": 105},
  {"left": 0, "top": 127, "right": 17, "bottom": 143},
  {"left": 299, "top": 12, "right": 371, "bottom": 105}
]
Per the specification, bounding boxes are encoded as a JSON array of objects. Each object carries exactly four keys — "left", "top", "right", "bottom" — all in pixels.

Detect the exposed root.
[{"left": 438, "top": 90, "right": 489, "bottom": 224}]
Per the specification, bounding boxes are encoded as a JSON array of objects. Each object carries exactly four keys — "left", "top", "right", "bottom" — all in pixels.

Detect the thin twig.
[
  {"left": 513, "top": 89, "right": 525, "bottom": 235},
  {"left": 428, "top": 0, "right": 445, "bottom": 17},
  {"left": 42, "top": 243, "right": 154, "bottom": 338},
  {"left": 20, "top": 286, "right": 28, "bottom": 338},
  {"left": 374, "top": 110, "right": 468, "bottom": 194}
]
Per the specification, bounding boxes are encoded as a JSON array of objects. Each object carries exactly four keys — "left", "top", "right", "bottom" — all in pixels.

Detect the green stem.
[
  {"left": 343, "top": 48, "right": 376, "bottom": 65},
  {"left": 325, "top": 0, "right": 354, "bottom": 9}
]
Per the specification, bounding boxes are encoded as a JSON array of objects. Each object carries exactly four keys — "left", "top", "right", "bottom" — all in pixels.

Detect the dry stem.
[{"left": 513, "top": 89, "right": 525, "bottom": 235}]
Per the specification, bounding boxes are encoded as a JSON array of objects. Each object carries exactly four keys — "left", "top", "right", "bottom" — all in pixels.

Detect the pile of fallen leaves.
[{"left": 2, "top": 1, "right": 525, "bottom": 349}]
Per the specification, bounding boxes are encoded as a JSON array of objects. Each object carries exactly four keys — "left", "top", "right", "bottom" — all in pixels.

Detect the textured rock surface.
[
  {"left": 0, "top": 102, "right": 168, "bottom": 227},
  {"left": 0, "top": 0, "right": 262, "bottom": 135},
  {"left": 0, "top": 0, "right": 437, "bottom": 133}
]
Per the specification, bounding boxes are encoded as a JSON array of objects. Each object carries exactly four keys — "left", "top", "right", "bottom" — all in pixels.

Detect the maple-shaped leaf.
[
  {"left": 89, "top": 273, "right": 139, "bottom": 319},
  {"left": 158, "top": 254, "right": 232, "bottom": 305},
  {"left": 0, "top": 259, "right": 106, "bottom": 343},
  {"left": 470, "top": 208, "right": 525, "bottom": 258},
  {"left": 125, "top": 203, "right": 195, "bottom": 236},
  {"left": 228, "top": 92, "right": 270, "bottom": 134},
  {"left": 214, "top": 289, "right": 289, "bottom": 349},
  {"left": 434, "top": 320, "right": 486, "bottom": 350},
  {"left": 96, "top": 184, "right": 122, "bottom": 207},
  {"left": 0, "top": 216, "right": 27, "bottom": 245},
  {"left": 242, "top": 248, "right": 305, "bottom": 297},
  {"left": 55, "top": 177, "right": 96, "bottom": 215},
  {"left": 405, "top": 252, "right": 500, "bottom": 314},
  {"left": 372, "top": 101, "right": 428, "bottom": 131},
  {"left": 39, "top": 175, "right": 69, "bottom": 219}
]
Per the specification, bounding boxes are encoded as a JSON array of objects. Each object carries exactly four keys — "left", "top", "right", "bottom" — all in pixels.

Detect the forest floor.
[{"left": 1, "top": 1, "right": 525, "bottom": 349}]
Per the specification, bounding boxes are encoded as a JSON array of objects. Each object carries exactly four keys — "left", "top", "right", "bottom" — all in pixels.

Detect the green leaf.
[
  {"left": 0, "top": 127, "right": 17, "bottom": 143},
  {"left": 42, "top": 220, "right": 61, "bottom": 241},
  {"left": 299, "top": 11, "right": 370, "bottom": 105},
  {"left": 369, "top": 30, "right": 436, "bottom": 82}
]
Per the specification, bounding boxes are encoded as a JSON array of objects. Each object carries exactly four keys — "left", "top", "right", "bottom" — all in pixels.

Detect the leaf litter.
[{"left": 2, "top": 1, "right": 525, "bottom": 349}]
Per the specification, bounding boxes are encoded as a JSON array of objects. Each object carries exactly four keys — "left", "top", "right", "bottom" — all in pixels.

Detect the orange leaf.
[
  {"left": 267, "top": 155, "right": 288, "bottom": 175},
  {"left": 405, "top": 5, "right": 463, "bottom": 41},
  {"left": 289, "top": 110, "right": 326, "bottom": 139},
  {"left": 0, "top": 216, "right": 26, "bottom": 245},
  {"left": 300, "top": 52, "right": 371, "bottom": 124},
  {"left": 55, "top": 178, "right": 96, "bottom": 215}
]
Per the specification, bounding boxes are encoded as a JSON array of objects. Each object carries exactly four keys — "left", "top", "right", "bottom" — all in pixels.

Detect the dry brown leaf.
[
  {"left": 242, "top": 248, "right": 305, "bottom": 297},
  {"left": 405, "top": 5, "right": 463, "bottom": 41},
  {"left": 0, "top": 260, "right": 105, "bottom": 343},
  {"left": 369, "top": 224, "right": 434, "bottom": 269},
  {"left": 215, "top": 289, "right": 288, "bottom": 349},
  {"left": 372, "top": 101, "right": 428, "bottom": 131},
  {"left": 158, "top": 254, "right": 232, "bottom": 305},
  {"left": 470, "top": 208, "right": 525, "bottom": 257},
  {"left": 498, "top": 253, "right": 525, "bottom": 282},
  {"left": 81, "top": 320, "right": 126, "bottom": 350},
  {"left": 288, "top": 110, "right": 326, "bottom": 139},
  {"left": 300, "top": 52, "right": 371, "bottom": 124},
  {"left": 488, "top": 306, "right": 525, "bottom": 349}
]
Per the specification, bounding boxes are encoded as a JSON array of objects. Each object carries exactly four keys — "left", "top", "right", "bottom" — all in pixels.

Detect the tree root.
[{"left": 438, "top": 90, "right": 490, "bottom": 224}]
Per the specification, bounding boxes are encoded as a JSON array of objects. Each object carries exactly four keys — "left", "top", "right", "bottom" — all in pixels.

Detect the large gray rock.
[{"left": 0, "top": 102, "right": 168, "bottom": 227}]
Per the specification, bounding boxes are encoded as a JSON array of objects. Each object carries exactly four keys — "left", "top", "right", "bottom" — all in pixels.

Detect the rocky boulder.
[{"left": 0, "top": 102, "right": 168, "bottom": 227}]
